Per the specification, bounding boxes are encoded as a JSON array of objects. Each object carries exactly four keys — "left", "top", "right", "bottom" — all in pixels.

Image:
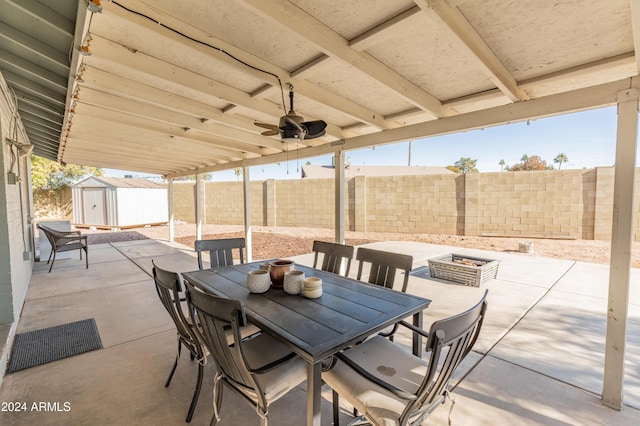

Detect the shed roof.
[
  {"left": 301, "top": 165, "right": 453, "bottom": 178},
  {"left": 0, "top": 0, "right": 638, "bottom": 176},
  {"left": 73, "top": 176, "right": 165, "bottom": 189}
]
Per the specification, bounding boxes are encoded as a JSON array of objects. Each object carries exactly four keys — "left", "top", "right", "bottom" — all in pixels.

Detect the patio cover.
[
  {"left": 1, "top": 0, "right": 639, "bottom": 414},
  {"left": 0, "top": 0, "right": 636, "bottom": 175}
]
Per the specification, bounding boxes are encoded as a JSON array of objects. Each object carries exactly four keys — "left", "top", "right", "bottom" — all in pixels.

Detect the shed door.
[{"left": 82, "top": 188, "right": 107, "bottom": 226}]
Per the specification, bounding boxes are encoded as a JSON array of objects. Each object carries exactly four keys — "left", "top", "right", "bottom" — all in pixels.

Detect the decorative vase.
[
  {"left": 269, "top": 259, "right": 295, "bottom": 289},
  {"left": 246, "top": 269, "right": 271, "bottom": 293},
  {"left": 283, "top": 270, "right": 305, "bottom": 295}
]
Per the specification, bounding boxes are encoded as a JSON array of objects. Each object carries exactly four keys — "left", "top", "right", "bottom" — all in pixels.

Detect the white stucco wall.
[{"left": 0, "top": 75, "right": 34, "bottom": 327}]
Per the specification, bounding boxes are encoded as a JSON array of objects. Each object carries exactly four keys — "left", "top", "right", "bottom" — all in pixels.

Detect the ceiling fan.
[{"left": 255, "top": 85, "right": 327, "bottom": 143}]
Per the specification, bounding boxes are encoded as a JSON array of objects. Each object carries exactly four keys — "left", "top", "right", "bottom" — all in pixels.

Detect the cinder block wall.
[
  {"left": 274, "top": 179, "right": 337, "bottom": 228},
  {"left": 171, "top": 166, "right": 639, "bottom": 241},
  {"left": 476, "top": 169, "right": 596, "bottom": 238},
  {"left": 363, "top": 175, "right": 461, "bottom": 234}
]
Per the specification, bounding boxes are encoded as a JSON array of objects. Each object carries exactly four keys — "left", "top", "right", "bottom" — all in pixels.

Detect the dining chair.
[
  {"left": 184, "top": 279, "right": 308, "bottom": 426},
  {"left": 195, "top": 237, "right": 246, "bottom": 270},
  {"left": 312, "top": 240, "right": 354, "bottom": 276},
  {"left": 355, "top": 247, "right": 413, "bottom": 292},
  {"left": 151, "top": 260, "right": 205, "bottom": 423},
  {"left": 323, "top": 290, "right": 489, "bottom": 426}
]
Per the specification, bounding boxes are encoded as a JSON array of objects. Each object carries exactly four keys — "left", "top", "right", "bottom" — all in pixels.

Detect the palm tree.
[
  {"left": 554, "top": 153, "right": 568, "bottom": 170},
  {"left": 499, "top": 159, "right": 506, "bottom": 171},
  {"left": 521, "top": 154, "right": 529, "bottom": 162}
]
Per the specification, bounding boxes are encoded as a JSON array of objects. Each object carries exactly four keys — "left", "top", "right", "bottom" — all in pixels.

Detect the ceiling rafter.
[
  {"left": 239, "top": 0, "right": 444, "bottom": 118},
  {"left": 68, "top": 103, "right": 270, "bottom": 159},
  {"left": 413, "top": 0, "right": 528, "bottom": 102},
  {"left": 99, "top": 1, "right": 368, "bottom": 131},
  {"left": 349, "top": 6, "right": 422, "bottom": 51},
  {"left": 76, "top": 85, "right": 288, "bottom": 151},
  {"left": 59, "top": 152, "right": 188, "bottom": 175},
  {"left": 166, "top": 77, "right": 629, "bottom": 179},
  {"left": 630, "top": 0, "right": 640, "bottom": 73},
  {"left": 79, "top": 66, "right": 283, "bottom": 138},
  {"left": 83, "top": 34, "right": 344, "bottom": 138},
  {"left": 65, "top": 133, "right": 222, "bottom": 166},
  {"left": 68, "top": 117, "right": 248, "bottom": 158},
  {"left": 65, "top": 142, "right": 204, "bottom": 170}
]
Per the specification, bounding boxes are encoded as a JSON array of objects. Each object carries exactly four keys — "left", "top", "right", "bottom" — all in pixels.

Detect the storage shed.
[{"left": 72, "top": 177, "right": 168, "bottom": 229}]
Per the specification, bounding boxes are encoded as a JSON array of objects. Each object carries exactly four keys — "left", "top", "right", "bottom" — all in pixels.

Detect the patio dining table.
[{"left": 182, "top": 261, "right": 431, "bottom": 426}]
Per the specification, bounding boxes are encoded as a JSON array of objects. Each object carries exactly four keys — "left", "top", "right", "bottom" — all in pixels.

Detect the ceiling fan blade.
[
  {"left": 302, "top": 120, "right": 327, "bottom": 139},
  {"left": 260, "top": 129, "right": 279, "bottom": 136},
  {"left": 254, "top": 121, "right": 279, "bottom": 131}
]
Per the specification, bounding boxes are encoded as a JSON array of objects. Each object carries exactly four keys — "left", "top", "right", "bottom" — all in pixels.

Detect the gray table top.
[{"left": 182, "top": 261, "right": 431, "bottom": 363}]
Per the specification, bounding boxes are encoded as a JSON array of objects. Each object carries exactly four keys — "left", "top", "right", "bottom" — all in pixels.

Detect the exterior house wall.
[
  {"left": 0, "top": 73, "right": 34, "bottom": 385},
  {"left": 0, "top": 77, "right": 33, "bottom": 326}
]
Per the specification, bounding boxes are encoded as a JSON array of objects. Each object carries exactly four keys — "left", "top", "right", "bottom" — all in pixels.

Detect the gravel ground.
[{"left": 82, "top": 222, "right": 640, "bottom": 268}]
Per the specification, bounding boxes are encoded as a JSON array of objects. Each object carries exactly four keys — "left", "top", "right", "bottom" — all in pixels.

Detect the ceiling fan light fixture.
[
  {"left": 254, "top": 86, "right": 326, "bottom": 142},
  {"left": 281, "top": 127, "right": 301, "bottom": 143}
]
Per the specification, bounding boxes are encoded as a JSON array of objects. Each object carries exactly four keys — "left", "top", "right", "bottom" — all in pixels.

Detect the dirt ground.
[{"left": 82, "top": 222, "right": 640, "bottom": 268}]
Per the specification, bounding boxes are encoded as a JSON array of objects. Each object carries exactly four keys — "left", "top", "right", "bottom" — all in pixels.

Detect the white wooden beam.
[
  {"left": 243, "top": 166, "right": 253, "bottom": 263},
  {"left": 56, "top": 155, "right": 170, "bottom": 175},
  {"left": 630, "top": 0, "right": 640, "bottom": 73},
  {"left": 239, "top": 0, "right": 444, "bottom": 118},
  {"left": 168, "top": 178, "right": 174, "bottom": 242},
  {"left": 196, "top": 174, "right": 203, "bottom": 240},
  {"left": 67, "top": 117, "right": 250, "bottom": 159},
  {"left": 84, "top": 35, "right": 343, "bottom": 139},
  {"left": 76, "top": 86, "right": 285, "bottom": 151},
  {"left": 85, "top": 36, "right": 292, "bottom": 126},
  {"left": 349, "top": 6, "right": 421, "bottom": 51},
  {"left": 413, "top": 0, "right": 528, "bottom": 102},
  {"left": 80, "top": 66, "right": 289, "bottom": 139},
  {"left": 166, "top": 78, "right": 629, "bottom": 178},
  {"left": 334, "top": 151, "right": 345, "bottom": 244},
  {"left": 69, "top": 103, "right": 265, "bottom": 158},
  {"left": 99, "top": 1, "right": 371, "bottom": 131},
  {"left": 602, "top": 85, "right": 639, "bottom": 410}
]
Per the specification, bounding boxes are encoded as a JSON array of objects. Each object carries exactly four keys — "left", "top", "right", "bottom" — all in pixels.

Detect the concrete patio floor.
[{"left": 1, "top": 237, "right": 639, "bottom": 425}]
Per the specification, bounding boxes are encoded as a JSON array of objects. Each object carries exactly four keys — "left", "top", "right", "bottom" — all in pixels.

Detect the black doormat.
[{"left": 7, "top": 318, "right": 103, "bottom": 373}]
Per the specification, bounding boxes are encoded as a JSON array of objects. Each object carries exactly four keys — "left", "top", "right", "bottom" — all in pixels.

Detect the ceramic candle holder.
[
  {"left": 259, "top": 262, "right": 270, "bottom": 271},
  {"left": 246, "top": 269, "right": 271, "bottom": 293},
  {"left": 303, "top": 277, "right": 322, "bottom": 298},
  {"left": 283, "top": 270, "right": 305, "bottom": 295}
]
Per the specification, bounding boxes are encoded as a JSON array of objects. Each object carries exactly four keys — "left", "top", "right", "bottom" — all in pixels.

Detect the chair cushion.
[
  {"left": 239, "top": 332, "right": 308, "bottom": 403},
  {"left": 323, "top": 335, "right": 428, "bottom": 426}
]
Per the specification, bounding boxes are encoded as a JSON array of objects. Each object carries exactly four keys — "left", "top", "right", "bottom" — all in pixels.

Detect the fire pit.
[{"left": 428, "top": 254, "right": 499, "bottom": 287}]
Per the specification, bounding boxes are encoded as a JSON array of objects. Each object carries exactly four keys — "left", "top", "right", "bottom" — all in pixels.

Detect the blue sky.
[{"left": 106, "top": 105, "right": 622, "bottom": 181}]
